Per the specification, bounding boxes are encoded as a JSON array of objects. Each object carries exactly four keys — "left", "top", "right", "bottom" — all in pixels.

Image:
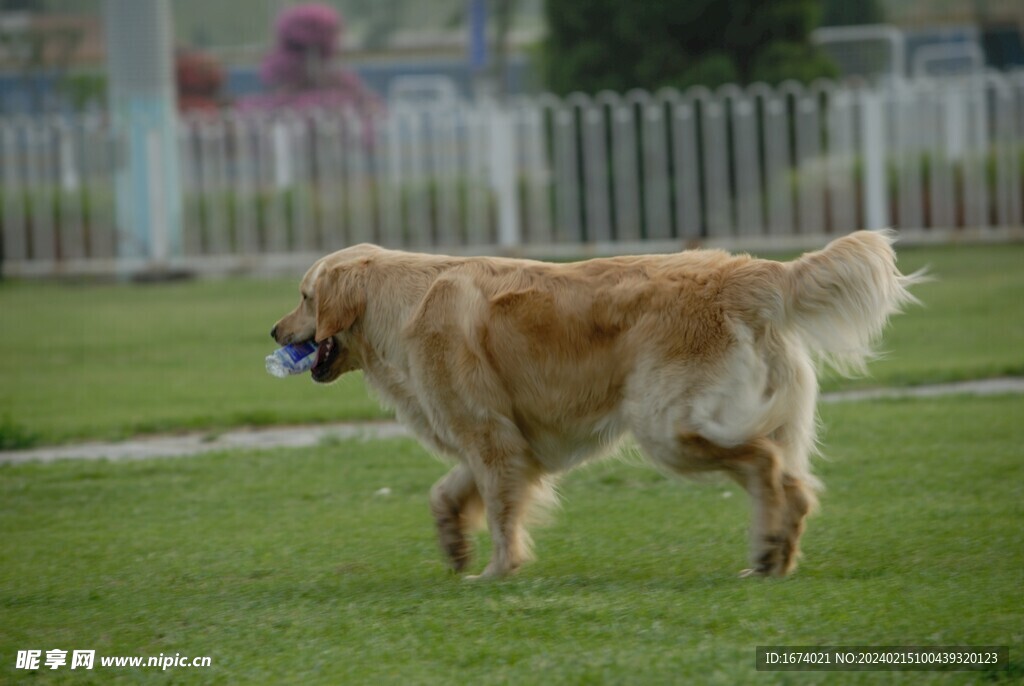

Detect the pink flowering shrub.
[
  {"left": 239, "top": 2, "right": 381, "bottom": 121},
  {"left": 274, "top": 3, "right": 340, "bottom": 58}
]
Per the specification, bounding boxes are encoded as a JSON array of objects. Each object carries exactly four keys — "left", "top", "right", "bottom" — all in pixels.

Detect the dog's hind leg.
[
  {"left": 764, "top": 358, "right": 820, "bottom": 577},
  {"left": 776, "top": 473, "right": 814, "bottom": 575},
  {"left": 430, "top": 464, "right": 483, "bottom": 573},
  {"left": 653, "top": 433, "right": 796, "bottom": 577},
  {"left": 705, "top": 436, "right": 793, "bottom": 577}
]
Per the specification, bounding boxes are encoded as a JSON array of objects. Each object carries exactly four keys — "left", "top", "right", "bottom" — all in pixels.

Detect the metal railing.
[{"left": 2, "top": 71, "right": 1022, "bottom": 277}]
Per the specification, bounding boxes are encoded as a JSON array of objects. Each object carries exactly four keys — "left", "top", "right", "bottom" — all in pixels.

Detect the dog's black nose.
[{"left": 270, "top": 325, "right": 278, "bottom": 341}]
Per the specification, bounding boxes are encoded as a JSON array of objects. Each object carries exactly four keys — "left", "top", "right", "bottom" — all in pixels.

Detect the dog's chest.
[{"left": 525, "top": 413, "right": 628, "bottom": 472}]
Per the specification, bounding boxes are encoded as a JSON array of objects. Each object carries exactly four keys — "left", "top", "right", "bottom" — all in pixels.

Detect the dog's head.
[{"left": 271, "top": 245, "right": 376, "bottom": 383}]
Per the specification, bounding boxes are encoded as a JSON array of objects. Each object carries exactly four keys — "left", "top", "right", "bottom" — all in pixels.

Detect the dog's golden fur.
[{"left": 272, "top": 230, "right": 923, "bottom": 579}]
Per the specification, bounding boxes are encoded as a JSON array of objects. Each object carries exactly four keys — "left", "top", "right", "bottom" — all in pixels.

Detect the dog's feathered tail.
[{"left": 781, "top": 230, "right": 926, "bottom": 377}]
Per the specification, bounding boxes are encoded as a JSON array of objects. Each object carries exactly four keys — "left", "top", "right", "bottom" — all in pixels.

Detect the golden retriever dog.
[{"left": 271, "top": 230, "right": 922, "bottom": 579}]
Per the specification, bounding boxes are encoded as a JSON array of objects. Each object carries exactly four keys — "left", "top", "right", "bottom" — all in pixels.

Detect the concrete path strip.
[
  {"left": 818, "top": 376, "right": 1024, "bottom": 402},
  {"left": 3, "top": 377, "right": 1023, "bottom": 465}
]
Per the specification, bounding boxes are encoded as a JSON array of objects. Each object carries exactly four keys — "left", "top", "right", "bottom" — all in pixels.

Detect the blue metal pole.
[{"left": 468, "top": 0, "right": 488, "bottom": 72}]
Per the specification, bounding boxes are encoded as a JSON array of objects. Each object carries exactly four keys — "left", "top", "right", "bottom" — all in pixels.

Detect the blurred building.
[
  {"left": 816, "top": 0, "right": 1024, "bottom": 80},
  {"left": 0, "top": 0, "right": 546, "bottom": 114}
]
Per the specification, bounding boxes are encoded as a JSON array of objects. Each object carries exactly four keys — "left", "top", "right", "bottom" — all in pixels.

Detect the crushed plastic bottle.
[{"left": 265, "top": 341, "right": 318, "bottom": 378}]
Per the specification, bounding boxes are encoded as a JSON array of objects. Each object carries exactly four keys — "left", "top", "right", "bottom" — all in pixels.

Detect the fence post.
[
  {"left": 146, "top": 129, "right": 169, "bottom": 263},
  {"left": 859, "top": 87, "right": 888, "bottom": 230},
  {"left": 491, "top": 104, "right": 521, "bottom": 248},
  {"left": 1, "top": 121, "right": 26, "bottom": 267},
  {"left": 581, "top": 98, "right": 611, "bottom": 243},
  {"left": 702, "top": 89, "right": 732, "bottom": 238}
]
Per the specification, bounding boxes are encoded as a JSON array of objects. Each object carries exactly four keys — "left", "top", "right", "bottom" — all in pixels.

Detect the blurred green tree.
[
  {"left": 821, "top": 0, "right": 885, "bottom": 27},
  {"left": 542, "top": 0, "right": 837, "bottom": 94}
]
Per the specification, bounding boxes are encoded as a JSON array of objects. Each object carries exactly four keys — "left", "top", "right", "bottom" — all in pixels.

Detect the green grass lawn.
[
  {"left": 0, "top": 241, "right": 1022, "bottom": 446},
  {"left": 1, "top": 396, "right": 1021, "bottom": 684},
  {"left": 821, "top": 241, "right": 1024, "bottom": 389},
  {"left": 0, "top": 278, "right": 389, "bottom": 448}
]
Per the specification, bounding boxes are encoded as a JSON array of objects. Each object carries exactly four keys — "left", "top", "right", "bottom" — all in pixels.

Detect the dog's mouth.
[{"left": 311, "top": 337, "right": 340, "bottom": 382}]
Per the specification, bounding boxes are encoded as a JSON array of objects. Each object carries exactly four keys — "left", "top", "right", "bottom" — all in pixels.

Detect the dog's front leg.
[
  {"left": 430, "top": 464, "right": 483, "bottom": 573},
  {"left": 464, "top": 452, "right": 542, "bottom": 581}
]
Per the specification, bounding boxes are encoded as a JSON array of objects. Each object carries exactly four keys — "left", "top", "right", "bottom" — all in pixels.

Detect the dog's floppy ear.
[{"left": 315, "top": 260, "right": 368, "bottom": 342}]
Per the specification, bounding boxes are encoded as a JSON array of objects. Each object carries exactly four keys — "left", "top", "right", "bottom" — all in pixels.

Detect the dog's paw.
[
  {"left": 463, "top": 571, "right": 508, "bottom": 582},
  {"left": 435, "top": 518, "right": 474, "bottom": 573},
  {"left": 463, "top": 561, "right": 518, "bottom": 581},
  {"left": 446, "top": 546, "right": 472, "bottom": 574},
  {"left": 741, "top": 534, "right": 797, "bottom": 578}
]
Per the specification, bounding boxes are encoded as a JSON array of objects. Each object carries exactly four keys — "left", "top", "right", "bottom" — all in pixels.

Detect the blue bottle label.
[{"left": 285, "top": 342, "right": 316, "bottom": 362}]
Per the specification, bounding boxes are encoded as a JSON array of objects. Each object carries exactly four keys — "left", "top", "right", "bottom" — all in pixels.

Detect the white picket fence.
[{"left": 2, "top": 71, "right": 1023, "bottom": 277}]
